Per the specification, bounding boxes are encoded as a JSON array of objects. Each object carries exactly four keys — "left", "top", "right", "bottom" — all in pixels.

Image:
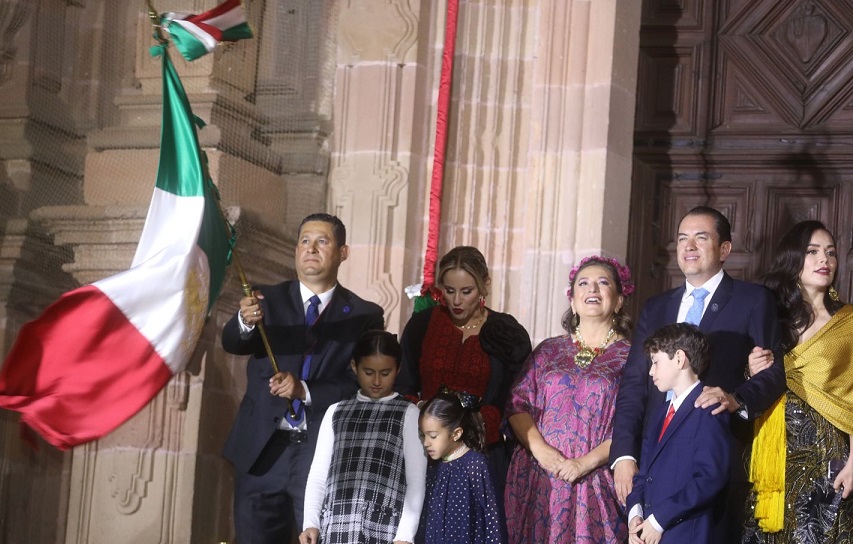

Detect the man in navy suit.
[
  {"left": 221, "top": 213, "right": 384, "bottom": 544},
  {"left": 611, "top": 206, "right": 785, "bottom": 543},
  {"left": 628, "top": 323, "right": 731, "bottom": 544}
]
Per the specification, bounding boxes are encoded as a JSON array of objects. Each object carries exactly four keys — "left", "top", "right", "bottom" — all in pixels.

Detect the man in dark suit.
[
  {"left": 221, "top": 213, "right": 384, "bottom": 544},
  {"left": 628, "top": 323, "right": 731, "bottom": 544},
  {"left": 611, "top": 206, "right": 785, "bottom": 543}
]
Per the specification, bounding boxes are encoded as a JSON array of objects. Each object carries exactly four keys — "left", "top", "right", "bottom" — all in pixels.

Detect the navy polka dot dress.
[{"left": 417, "top": 450, "right": 506, "bottom": 544}]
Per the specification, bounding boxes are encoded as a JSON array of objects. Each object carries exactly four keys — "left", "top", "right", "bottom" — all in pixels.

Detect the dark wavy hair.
[
  {"left": 762, "top": 220, "right": 844, "bottom": 352},
  {"left": 644, "top": 323, "right": 710, "bottom": 376},
  {"left": 420, "top": 391, "right": 485, "bottom": 452},
  {"left": 561, "top": 257, "right": 633, "bottom": 338},
  {"left": 351, "top": 330, "right": 401, "bottom": 368}
]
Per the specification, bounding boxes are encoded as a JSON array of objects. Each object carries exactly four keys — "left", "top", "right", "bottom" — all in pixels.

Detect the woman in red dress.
[{"left": 397, "top": 246, "right": 531, "bottom": 497}]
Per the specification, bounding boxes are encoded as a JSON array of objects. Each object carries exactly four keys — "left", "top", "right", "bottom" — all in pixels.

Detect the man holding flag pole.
[{"left": 222, "top": 213, "right": 384, "bottom": 543}]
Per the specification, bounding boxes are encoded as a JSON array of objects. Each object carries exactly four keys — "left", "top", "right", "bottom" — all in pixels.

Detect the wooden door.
[{"left": 629, "top": 0, "right": 853, "bottom": 314}]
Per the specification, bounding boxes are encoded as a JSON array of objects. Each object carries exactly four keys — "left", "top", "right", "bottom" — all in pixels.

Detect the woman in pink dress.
[{"left": 504, "top": 256, "right": 633, "bottom": 543}]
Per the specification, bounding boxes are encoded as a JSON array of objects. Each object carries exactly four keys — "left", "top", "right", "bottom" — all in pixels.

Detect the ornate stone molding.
[{"left": 338, "top": 0, "right": 418, "bottom": 64}]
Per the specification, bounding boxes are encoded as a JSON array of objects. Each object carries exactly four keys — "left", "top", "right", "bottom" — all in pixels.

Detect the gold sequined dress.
[{"left": 744, "top": 305, "right": 853, "bottom": 544}]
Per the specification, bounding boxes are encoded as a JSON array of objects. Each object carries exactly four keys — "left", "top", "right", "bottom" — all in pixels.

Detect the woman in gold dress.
[{"left": 744, "top": 221, "right": 853, "bottom": 544}]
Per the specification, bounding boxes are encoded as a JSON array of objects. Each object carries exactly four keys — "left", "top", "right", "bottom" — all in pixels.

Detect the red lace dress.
[
  {"left": 399, "top": 305, "right": 532, "bottom": 447},
  {"left": 418, "top": 309, "right": 500, "bottom": 444}
]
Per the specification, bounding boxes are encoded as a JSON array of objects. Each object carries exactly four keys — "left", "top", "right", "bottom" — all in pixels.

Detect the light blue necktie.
[
  {"left": 669, "top": 288, "right": 710, "bottom": 401},
  {"left": 285, "top": 295, "right": 321, "bottom": 426},
  {"left": 684, "top": 287, "right": 709, "bottom": 326}
]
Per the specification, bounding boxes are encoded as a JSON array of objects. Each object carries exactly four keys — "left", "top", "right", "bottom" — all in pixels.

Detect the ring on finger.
[{"left": 254, "top": 310, "right": 259, "bottom": 316}]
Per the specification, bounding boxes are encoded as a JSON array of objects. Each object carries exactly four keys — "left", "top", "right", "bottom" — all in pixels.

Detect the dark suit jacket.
[
  {"left": 610, "top": 272, "right": 784, "bottom": 480},
  {"left": 627, "top": 383, "right": 732, "bottom": 543},
  {"left": 221, "top": 280, "right": 384, "bottom": 473}
]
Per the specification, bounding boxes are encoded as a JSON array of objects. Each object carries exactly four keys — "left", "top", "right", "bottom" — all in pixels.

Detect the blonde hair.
[{"left": 437, "top": 246, "right": 491, "bottom": 297}]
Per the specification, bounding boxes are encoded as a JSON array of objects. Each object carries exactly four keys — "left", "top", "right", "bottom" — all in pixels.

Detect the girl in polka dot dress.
[{"left": 416, "top": 389, "right": 506, "bottom": 544}]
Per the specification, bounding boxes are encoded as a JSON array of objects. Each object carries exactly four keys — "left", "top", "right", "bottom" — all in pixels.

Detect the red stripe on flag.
[
  {"left": 189, "top": 21, "right": 224, "bottom": 42},
  {"left": 185, "top": 0, "right": 241, "bottom": 26},
  {"left": 0, "top": 285, "right": 174, "bottom": 450}
]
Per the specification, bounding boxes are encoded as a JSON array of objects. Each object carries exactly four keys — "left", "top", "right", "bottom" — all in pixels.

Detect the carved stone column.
[
  {"left": 331, "top": 1, "right": 641, "bottom": 340},
  {"left": 329, "top": 0, "right": 425, "bottom": 332},
  {"left": 518, "top": 0, "right": 641, "bottom": 340},
  {"left": 429, "top": 0, "right": 641, "bottom": 342}
]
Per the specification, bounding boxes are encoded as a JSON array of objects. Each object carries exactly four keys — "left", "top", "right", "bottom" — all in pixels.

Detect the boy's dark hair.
[
  {"left": 644, "top": 323, "right": 710, "bottom": 376},
  {"left": 420, "top": 390, "right": 485, "bottom": 452},
  {"left": 351, "top": 330, "right": 401, "bottom": 367},
  {"left": 299, "top": 213, "right": 347, "bottom": 246}
]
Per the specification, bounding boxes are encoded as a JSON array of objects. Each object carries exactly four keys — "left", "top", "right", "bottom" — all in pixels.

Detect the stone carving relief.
[
  {"left": 329, "top": 151, "right": 407, "bottom": 316},
  {"left": 0, "top": 0, "right": 31, "bottom": 85},
  {"left": 338, "top": 0, "right": 418, "bottom": 64},
  {"left": 107, "top": 371, "right": 189, "bottom": 516}
]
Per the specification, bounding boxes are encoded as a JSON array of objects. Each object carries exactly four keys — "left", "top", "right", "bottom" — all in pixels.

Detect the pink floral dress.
[{"left": 504, "top": 336, "right": 629, "bottom": 543}]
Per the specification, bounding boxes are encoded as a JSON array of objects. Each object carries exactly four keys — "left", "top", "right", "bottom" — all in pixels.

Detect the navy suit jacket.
[
  {"left": 610, "top": 272, "right": 784, "bottom": 480},
  {"left": 221, "top": 280, "right": 384, "bottom": 473},
  {"left": 627, "top": 383, "right": 732, "bottom": 543}
]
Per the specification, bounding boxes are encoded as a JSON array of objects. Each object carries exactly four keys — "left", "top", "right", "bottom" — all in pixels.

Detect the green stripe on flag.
[
  {"left": 157, "top": 47, "right": 233, "bottom": 311},
  {"left": 157, "top": 49, "right": 206, "bottom": 196},
  {"left": 199, "top": 179, "right": 232, "bottom": 311},
  {"left": 165, "top": 24, "right": 212, "bottom": 63},
  {"left": 220, "top": 22, "right": 253, "bottom": 42}
]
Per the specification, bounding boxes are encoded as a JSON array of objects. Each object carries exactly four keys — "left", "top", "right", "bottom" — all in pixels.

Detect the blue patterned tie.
[
  {"left": 285, "top": 295, "right": 321, "bottom": 426},
  {"left": 684, "top": 287, "right": 709, "bottom": 326}
]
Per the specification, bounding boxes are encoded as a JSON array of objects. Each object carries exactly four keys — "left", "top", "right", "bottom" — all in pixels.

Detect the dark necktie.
[
  {"left": 658, "top": 404, "right": 675, "bottom": 442},
  {"left": 684, "top": 287, "right": 709, "bottom": 326},
  {"left": 285, "top": 295, "right": 321, "bottom": 426}
]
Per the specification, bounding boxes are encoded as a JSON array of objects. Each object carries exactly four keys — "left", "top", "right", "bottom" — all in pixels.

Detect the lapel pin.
[
  {"left": 710, "top": 303, "right": 719, "bottom": 312},
  {"left": 343, "top": 305, "right": 351, "bottom": 314}
]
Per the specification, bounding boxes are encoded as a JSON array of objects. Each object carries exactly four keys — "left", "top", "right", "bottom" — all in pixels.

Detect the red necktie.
[{"left": 658, "top": 404, "right": 675, "bottom": 442}]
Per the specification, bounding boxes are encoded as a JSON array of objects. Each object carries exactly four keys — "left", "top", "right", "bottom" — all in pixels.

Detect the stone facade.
[{"left": 0, "top": 0, "right": 640, "bottom": 541}]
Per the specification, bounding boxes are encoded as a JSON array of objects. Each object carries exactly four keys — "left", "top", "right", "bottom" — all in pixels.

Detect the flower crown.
[{"left": 567, "top": 256, "right": 635, "bottom": 298}]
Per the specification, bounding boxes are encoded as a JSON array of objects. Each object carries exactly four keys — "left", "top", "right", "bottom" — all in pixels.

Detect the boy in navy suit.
[{"left": 627, "top": 323, "right": 732, "bottom": 544}]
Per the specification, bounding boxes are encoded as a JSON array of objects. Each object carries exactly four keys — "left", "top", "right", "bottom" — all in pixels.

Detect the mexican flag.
[
  {"left": 0, "top": 47, "right": 233, "bottom": 450},
  {"left": 161, "top": 0, "right": 253, "bottom": 62}
]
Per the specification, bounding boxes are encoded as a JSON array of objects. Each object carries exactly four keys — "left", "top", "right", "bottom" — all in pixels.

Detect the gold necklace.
[
  {"left": 442, "top": 444, "right": 469, "bottom": 462},
  {"left": 456, "top": 313, "right": 485, "bottom": 330},
  {"left": 574, "top": 327, "right": 615, "bottom": 368}
]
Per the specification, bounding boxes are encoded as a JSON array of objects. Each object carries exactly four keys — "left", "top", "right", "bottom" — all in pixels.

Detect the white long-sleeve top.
[{"left": 303, "top": 391, "right": 427, "bottom": 542}]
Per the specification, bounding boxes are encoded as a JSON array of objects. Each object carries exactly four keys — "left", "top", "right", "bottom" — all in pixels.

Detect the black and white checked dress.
[{"left": 320, "top": 396, "right": 411, "bottom": 543}]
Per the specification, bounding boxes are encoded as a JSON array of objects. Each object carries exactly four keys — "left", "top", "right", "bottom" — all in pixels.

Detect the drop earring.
[{"left": 829, "top": 285, "right": 839, "bottom": 302}]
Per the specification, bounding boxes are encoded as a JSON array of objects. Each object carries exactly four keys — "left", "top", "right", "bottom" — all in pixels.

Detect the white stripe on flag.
[
  {"left": 171, "top": 20, "right": 219, "bottom": 53},
  {"left": 204, "top": 5, "right": 246, "bottom": 29},
  {"left": 97, "top": 189, "right": 209, "bottom": 373}
]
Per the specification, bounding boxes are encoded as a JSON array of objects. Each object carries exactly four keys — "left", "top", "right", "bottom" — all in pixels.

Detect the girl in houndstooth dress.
[{"left": 300, "top": 331, "right": 427, "bottom": 544}]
